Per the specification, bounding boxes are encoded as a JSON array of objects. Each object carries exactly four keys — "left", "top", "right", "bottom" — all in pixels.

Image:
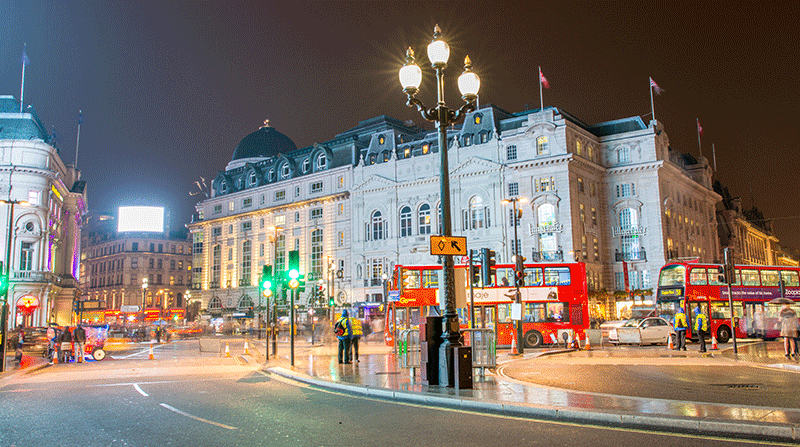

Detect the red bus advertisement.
[
  {"left": 386, "top": 262, "right": 589, "bottom": 348},
  {"left": 656, "top": 261, "right": 800, "bottom": 342}
]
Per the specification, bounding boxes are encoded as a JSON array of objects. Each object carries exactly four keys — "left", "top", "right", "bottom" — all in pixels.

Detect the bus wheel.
[
  {"left": 524, "top": 331, "right": 543, "bottom": 348},
  {"left": 92, "top": 348, "right": 106, "bottom": 361},
  {"left": 716, "top": 326, "right": 731, "bottom": 344}
]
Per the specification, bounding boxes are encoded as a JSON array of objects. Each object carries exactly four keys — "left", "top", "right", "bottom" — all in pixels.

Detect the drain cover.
[
  {"left": 375, "top": 371, "right": 401, "bottom": 375},
  {"left": 710, "top": 383, "right": 763, "bottom": 389}
]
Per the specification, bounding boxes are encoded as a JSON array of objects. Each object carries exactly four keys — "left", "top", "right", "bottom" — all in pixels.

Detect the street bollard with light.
[
  {"left": 399, "top": 25, "right": 480, "bottom": 386},
  {"left": 502, "top": 196, "right": 528, "bottom": 354}
]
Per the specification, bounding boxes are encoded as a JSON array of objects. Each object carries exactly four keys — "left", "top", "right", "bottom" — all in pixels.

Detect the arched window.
[
  {"left": 537, "top": 136, "right": 549, "bottom": 155},
  {"left": 378, "top": 135, "right": 385, "bottom": 145},
  {"left": 220, "top": 181, "right": 227, "bottom": 194},
  {"left": 463, "top": 134, "right": 473, "bottom": 146},
  {"left": 369, "top": 154, "right": 376, "bottom": 165},
  {"left": 370, "top": 211, "right": 385, "bottom": 241},
  {"left": 576, "top": 140, "right": 582, "bottom": 156},
  {"left": 474, "top": 113, "right": 482, "bottom": 124},
  {"left": 208, "top": 296, "right": 222, "bottom": 311},
  {"left": 469, "top": 196, "right": 487, "bottom": 229},
  {"left": 620, "top": 208, "right": 641, "bottom": 259},
  {"left": 241, "top": 240, "right": 252, "bottom": 284},
  {"left": 316, "top": 153, "right": 327, "bottom": 170},
  {"left": 280, "top": 163, "right": 290, "bottom": 179},
  {"left": 236, "top": 177, "right": 244, "bottom": 190},
  {"left": 418, "top": 204, "right": 432, "bottom": 235},
  {"left": 617, "top": 147, "right": 631, "bottom": 164},
  {"left": 619, "top": 208, "right": 637, "bottom": 229},
  {"left": 268, "top": 169, "right": 275, "bottom": 182},
  {"left": 237, "top": 295, "right": 254, "bottom": 312},
  {"left": 399, "top": 206, "right": 412, "bottom": 237},
  {"left": 302, "top": 158, "right": 310, "bottom": 173},
  {"left": 538, "top": 204, "right": 557, "bottom": 257},
  {"left": 248, "top": 171, "right": 257, "bottom": 186}
]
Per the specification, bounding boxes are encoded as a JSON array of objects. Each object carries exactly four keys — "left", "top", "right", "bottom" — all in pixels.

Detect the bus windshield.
[{"left": 658, "top": 265, "right": 686, "bottom": 287}]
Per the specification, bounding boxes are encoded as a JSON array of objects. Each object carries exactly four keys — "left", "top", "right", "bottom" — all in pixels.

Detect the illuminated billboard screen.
[{"left": 117, "top": 206, "right": 164, "bottom": 233}]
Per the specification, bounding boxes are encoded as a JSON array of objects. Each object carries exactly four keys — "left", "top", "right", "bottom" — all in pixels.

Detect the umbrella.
[{"left": 768, "top": 297, "right": 794, "bottom": 305}]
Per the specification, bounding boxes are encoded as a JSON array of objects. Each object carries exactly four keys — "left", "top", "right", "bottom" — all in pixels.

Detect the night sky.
[{"left": 1, "top": 2, "right": 798, "bottom": 249}]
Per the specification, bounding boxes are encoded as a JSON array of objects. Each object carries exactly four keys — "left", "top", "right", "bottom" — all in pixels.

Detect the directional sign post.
[{"left": 430, "top": 236, "right": 467, "bottom": 256}]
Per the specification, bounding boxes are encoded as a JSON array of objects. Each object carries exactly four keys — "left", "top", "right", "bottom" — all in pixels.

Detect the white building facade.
[
  {"left": 0, "top": 95, "right": 87, "bottom": 328},
  {"left": 190, "top": 107, "right": 721, "bottom": 321}
]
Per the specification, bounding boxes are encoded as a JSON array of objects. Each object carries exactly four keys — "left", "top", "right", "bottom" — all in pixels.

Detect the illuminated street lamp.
[
  {"left": 501, "top": 196, "right": 528, "bottom": 354},
  {"left": 399, "top": 25, "right": 480, "bottom": 385},
  {"left": 141, "top": 277, "right": 149, "bottom": 310},
  {"left": 0, "top": 198, "right": 28, "bottom": 373}
]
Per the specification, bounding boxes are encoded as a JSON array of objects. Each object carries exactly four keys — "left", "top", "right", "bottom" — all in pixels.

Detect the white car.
[{"left": 608, "top": 317, "right": 675, "bottom": 346}]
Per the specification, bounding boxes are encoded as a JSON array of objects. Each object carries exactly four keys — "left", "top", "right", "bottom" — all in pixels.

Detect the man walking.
[
  {"left": 58, "top": 327, "right": 73, "bottom": 363},
  {"left": 73, "top": 325, "right": 87, "bottom": 363},
  {"left": 335, "top": 310, "right": 353, "bottom": 364},
  {"left": 349, "top": 314, "right": 363, "bottom": 362},
  {"left": 673, "top": 308, "right": 687, "bottom": 351},
  {"left": 694, "top": 305, "right": 708, "bottom": 353}
]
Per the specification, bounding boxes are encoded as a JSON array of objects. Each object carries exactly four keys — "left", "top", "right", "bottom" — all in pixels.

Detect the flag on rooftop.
[
  {"left": 696, "top": 118, "right": 703, "bottom": 136},
  {"left": 21, "top": 46, "right": 30, "bottom": 66},
  {"left": 649, "top": 77, "right": 664, "bottom": 95},
  {"left": 539, "top": 68, "right": 550, "bottom": 89}
]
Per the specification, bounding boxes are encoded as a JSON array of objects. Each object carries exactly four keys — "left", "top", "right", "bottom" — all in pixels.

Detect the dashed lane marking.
[{"left": 159, "top": 403, "right": 237, "bottom": 430}]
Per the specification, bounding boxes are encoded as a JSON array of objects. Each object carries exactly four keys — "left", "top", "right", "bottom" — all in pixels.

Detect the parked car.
[
  {"left": 609, "top": 317, "right": 674, "bottom": 346},
  {"left": 6, "top": 327, "right": 50, "bottom": 355}
]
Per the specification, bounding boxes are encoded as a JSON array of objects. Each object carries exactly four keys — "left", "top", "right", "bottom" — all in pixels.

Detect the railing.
[
  {"left": 529, "top": 222, "right": 564, "bottom": 235},
  {"left": 461, "top": 328, "right": 496, "bottom": 378},
  {"left": 611, "top": 226, "right": 648, "bottom": 237},
  {"left": 397, "top": 329, "right": 420, "bottom": 379},
  {"left": 531, "top": 250, "right": 563, "bottom": 262},
  {"left": 12, "top": 271, "right": 79, "bottom": 288},
  {"left": 615, "top": 248, "right": 647, "bottom": 262}
]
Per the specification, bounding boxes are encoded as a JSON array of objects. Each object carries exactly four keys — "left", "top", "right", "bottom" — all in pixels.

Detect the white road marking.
[
  {"left": 94, "top": 380, "right": 177, "bottom": 387},
  {"left": 117, "top": 346, "right": 161, "bottom": 359},
  {"left": 133, "top": 383, "right": 148, "bottom": 396},
  {"left": 159, "top": 403, "right": 237, "bottom": 430}
]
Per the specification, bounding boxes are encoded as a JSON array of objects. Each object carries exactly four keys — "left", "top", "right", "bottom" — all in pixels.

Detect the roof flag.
[
  {"left": 539, "top": 68, "right": 549, "bottom": 89},
  {"left": 19, "top": 43, "right": 30, "bottom": 113},
  {"left": 696, "top": 118, "right": 703, "bottom": 136},
  {"left": 649, "top": 77, "right": 664, "bottom": 95}
]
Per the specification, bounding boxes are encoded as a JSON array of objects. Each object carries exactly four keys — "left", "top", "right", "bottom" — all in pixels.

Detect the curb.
[{"left": 267, "top": 366, "right": 798, "bottom": 442}]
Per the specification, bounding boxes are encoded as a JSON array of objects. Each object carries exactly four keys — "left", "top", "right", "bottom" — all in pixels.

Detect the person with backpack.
[
  {"left": 693, "top": 305, "right": 708, "bottom": 353},
  {"left": 334, "top": 310, "right": 353, "bottom": 364},
  {"left": 73, "top": 325, "right": 87, "bottom": 363},
  {"left": 673, "top": 308, "right": 687, "bottom": 351}
]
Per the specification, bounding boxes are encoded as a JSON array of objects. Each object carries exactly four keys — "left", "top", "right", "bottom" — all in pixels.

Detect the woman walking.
[{"left": 779, "top": 304, "right": 798, "bottom": 359}]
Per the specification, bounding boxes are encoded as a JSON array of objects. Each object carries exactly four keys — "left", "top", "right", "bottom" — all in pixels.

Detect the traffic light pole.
[
  {"left": 724, "top": 248, "right": 737, "bottom": 354},
  {"left": 290, "top": 287, "right": 296, "bottom": 366},
  {"left": 469, "top": 249, "right": 475, "bottom": 328}
]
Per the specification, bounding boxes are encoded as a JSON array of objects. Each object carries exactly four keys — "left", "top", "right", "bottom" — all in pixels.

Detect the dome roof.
[{"left": 232, "top": 122, "right": 297, "bottom": 161}]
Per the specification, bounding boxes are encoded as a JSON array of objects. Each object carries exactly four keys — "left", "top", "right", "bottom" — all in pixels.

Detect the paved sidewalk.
[{"left": 257, "top": 339, "right": 799, "bottom": 442}]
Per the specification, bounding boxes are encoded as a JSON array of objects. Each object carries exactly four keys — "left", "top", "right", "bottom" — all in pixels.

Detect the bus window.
[
  {"left": 761, "top": 270, "right": 780, "bottom": 287},
  {"left": 783, "top": 271, "right": 800, "bottom": 287},
  {"left": 524, "top": 303, "right": 547, "bottom": 322},
  {"left": 402, "top": 270, "right": 419, "bottom": 289},
  {"left": 689, "top": 268, "right": 708, "bottom": 285},
  {"left": 422, "top": 269, "right": 439, "bottom": 288},
  {"left": 740, "top": 269, "right": 760, "bottom": 286},
  {"left": 396, "top": 308, "right": 408, "bottom": 330},
  {"left": 524, "top": 267, "right": 543, "bottom": 286},
  {"left": 709, "top": 268, "right": 725, "bottom": 286},
  {"left": 497, "top": 303, "right": 512, "bottom": 323},
  {"left": 410, "top": 307, "right": 421, "bottom": 326},
  {"left": 544, "top": 267, "right": 570, "bottom": 286},
  {"left": 546, "top": 302, "right": 570, "bottom": 322},
  {"left": 658, "top": 265, "right": 686, "bottom": 287},
  {"left": 709, "top": 301, "right": 744, "bottom": 320},
  {"left": 496, "top": 267, "right": 514, "bottom": 286}
]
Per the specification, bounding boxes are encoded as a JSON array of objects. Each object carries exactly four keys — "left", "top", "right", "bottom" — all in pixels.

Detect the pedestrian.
[
  {"left": 58, "top": 326, "right": 73, "bottom": 363},
  {"left": 334, "top": 310, "right": 353, "bottom": 364},
  {"left": 17, "top": 324, "right": 25, "bottom": 350},
  {"left": 693, "top": 305, "right": 708, "bottom": 353},
  {"left": 73, "top": 324, "right": 87, "bottom": 363},
  {"left": 46, "top": 325, "right": 56, "bottom": 364},
  {"left": 156, "top": 326, "right": 162, "bottom": 343},
  {"left": 349, "top": 314, "right": 363, "bottom": 362},
  {"left": 778, "top": 304, "right": 797, "bottom": 359},
  {"left": 753, "top": 305, "right": 766, "bottom": 340},
  {"left": 673, "top": 307, "right": 688, "bottom": 351}
]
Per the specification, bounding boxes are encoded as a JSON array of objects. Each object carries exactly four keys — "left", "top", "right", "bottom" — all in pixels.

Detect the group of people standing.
[
  {"left": 672, "top": 305, "right": 709, "bottom": 352},
  {"left": 334, "top": 310, "right": 364, "bottom": 364},
  {"left": 46, "top": 325, "right": 87, "bottom": 365}
]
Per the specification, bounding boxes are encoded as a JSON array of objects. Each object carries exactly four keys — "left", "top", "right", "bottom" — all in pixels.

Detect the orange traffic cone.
[
  {"left": 668, "top": 334, "right": 675, "bottom": 350},
  {"left": 510, "top": 334, "right": 518, "bottom": 355},
  {"left": 225, "top": 342, "right": 231, "bottom": 358},
  {"left": 149, "top": 343, "right": 154, "bottom": 360},
  {"left": 243, "top": 340, "right": 250, "bottom": 355},
  {"left": 711, "top": 335, "right": 719, "bottom": 350},
  {"left": 584, "top": 334, "right": 592, "bottom": 351},
  {"left": 51, "top": 348, "right": 58, "bottom": 364}
]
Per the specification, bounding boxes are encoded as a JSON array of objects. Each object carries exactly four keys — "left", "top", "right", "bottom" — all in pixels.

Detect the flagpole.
[
  {"left": 696, "top": 118, "right": 703, "bottom": 159},
  {"left": 712, "top": 143, "right": 717, "bottom": 173},
  {"left": 74, "top": 111, "right": 82, "bottom": 168},
  {"left": 539, "top": 66, "right": 544, "bottom": 111},
  {"left": 649, "top": 80, "right": 655, "bottom": 124},
  {"left": 19, "top": 44, "right": 27, "bottom": 114}
]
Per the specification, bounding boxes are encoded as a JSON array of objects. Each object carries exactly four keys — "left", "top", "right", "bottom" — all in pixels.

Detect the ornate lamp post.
[
  {"left": 501, "top": 196, "right": 528, "bottom": 354},
  {"left": 399, "top": 25, "right": 480, "bottom": 385},
  {"left": 141, "top": 277, "right": 148, "bottom": 314}
]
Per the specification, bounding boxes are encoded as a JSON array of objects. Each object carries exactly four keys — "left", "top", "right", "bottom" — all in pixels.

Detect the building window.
[
  {"left": 242, "top": 221, "right": 252, "bottom": 232},
  {"left": 469, "top": 196, "right": 487, "bottom": 229},
  {"left": 295, "top": 186, "right": 300, "bottom": 197},
  {"left": 400, "top": 206, "right": 412, "bottom": 237},
  {"left": 617, "top": 146, "right": 631, "bottom": 164},
  {"left": 403, "top": 147, "right": 411, "bottom": 158},
  {"left": 587, "top": 145, "right": 593, "bottom": 160},
  {"left": 241, "top": 240, "right": 252, "bottom": 284},
  {"left": 131, "top": 257, "right": 138, "bottom": 268},
  {"left": 418, "top": 204, "right": 432, "bottom": 235},
  {"left": 616, "top": 183, "right": 635, "bottom": 198},
  {"left": 538, "top": 204, "right": 557, "bottom": 255},
  {"left": 294, "top": 212, "right": 300, "bottom": 223},
  {"left": 311, "top": 229, "right": 323, "bottom": 278},
  {"left": 220, "top": 181, "right": 227, "bottom": 194},
  {"left": 310, "top": 208, "right": 323, "bottom": 220},
  {"left": 422, "top": 144, "right": 430, "bottom": 154},
  {"left": 535, "top": 177, "right": 556, "bottom": 192},
  {"left": 228, "top": 248, "right": 233, "bottom": 261},
  {"left": 369, "top": 211, "right": 385, "bottom": 241},
  {"left": 302, "top": 158, "right": 310, "bottom": 173},
  {"left": 211, "top": 245, "right": 221, "bottom": 287},
  {"left": 463, "top": 134, "right": 473, "bottom": 146},
  {"left": 243, "top": 197, "right": 252, "bottom": 208},
  {"left": 316, "top": 153, "right": 327, "bottom": 170},
  {"left": 474, "top": 114, "right": 482, "bottom": 124},
  {"left": 212, "top": 227, "right": 221, "bottom": 237},
  {"left": 577, "top": 177, "right": 584, "bottom": 192},
  {"left": 480, "top": 132, "right": 489, "bottom": 143},
  {"left": 591, "top": 207, "right": 597, "bottom": 226},
  {"left": 620, "top": 208, "right": 641, "bottom": 258},
  {"left": 311, "top": 181, "right": 323, "bottom": 193},
  {"left": 275, "top": 190, "right": 285, "bottom": 202},
  {"left": 506, "top": 145, "right": 517, "bottom": 161},
  {"left": 281, "top": 164, "right": 290, "bottom": 179},
  {"left": 249, "top": 171, "right": 257, "bottom": 186},
  {"left": 508, "top": 182, "right": 519, "bottom": 197},
  {"left": 19, "top": 242, "right": 33, "bottom": 271},
  {"left": 339, "top": 231, "right": 345, "bottom": 247},
  {"left": 276, "top": 235, "right": 286, "bottom": 271},
  {"left": 213, "top": 205, "right": 222, "bottom": 215},
  {"left": 132, "top": 242, "right": 138, "bottom": 251},
  {"left": 580, "top": 204, "right": 585, "bottom": 223},
  {"left": 576, "top": 140, "right": 582, "bottom": 156},
  {"left": 537, "top": 136, "right": 549, "bottom": 155}
]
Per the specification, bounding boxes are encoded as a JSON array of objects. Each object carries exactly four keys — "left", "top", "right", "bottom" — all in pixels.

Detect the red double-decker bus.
[
  {"left": 386, "top": 262, "right": 590, "bottom": 348},
  {"left": 656, "top": 261, "right": 800, "bottom": 342}
]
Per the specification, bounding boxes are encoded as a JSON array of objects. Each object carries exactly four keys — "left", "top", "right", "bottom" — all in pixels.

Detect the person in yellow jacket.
[
  {"left": 693, "top": 305, "right": 708, "bottom": 353},
  {"left": 335, "top": 310, "right": 353, "bottom": 364},
  {"left": 349, "top": 315, "right": 363, "bottom": 362},
  {"left": 673, "top": 308, "right": 687, "bottom": 351}
]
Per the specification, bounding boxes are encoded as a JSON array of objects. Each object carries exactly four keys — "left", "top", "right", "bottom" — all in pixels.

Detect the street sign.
[
  {"left": 120, "top": 305, "right": 140, "bottom": 313},
  {"left": 388, "top": 290, "right": 400, "bottom": 302},
  {"left": 430, "top": 236, "right": 467, "bottom": 256}
]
